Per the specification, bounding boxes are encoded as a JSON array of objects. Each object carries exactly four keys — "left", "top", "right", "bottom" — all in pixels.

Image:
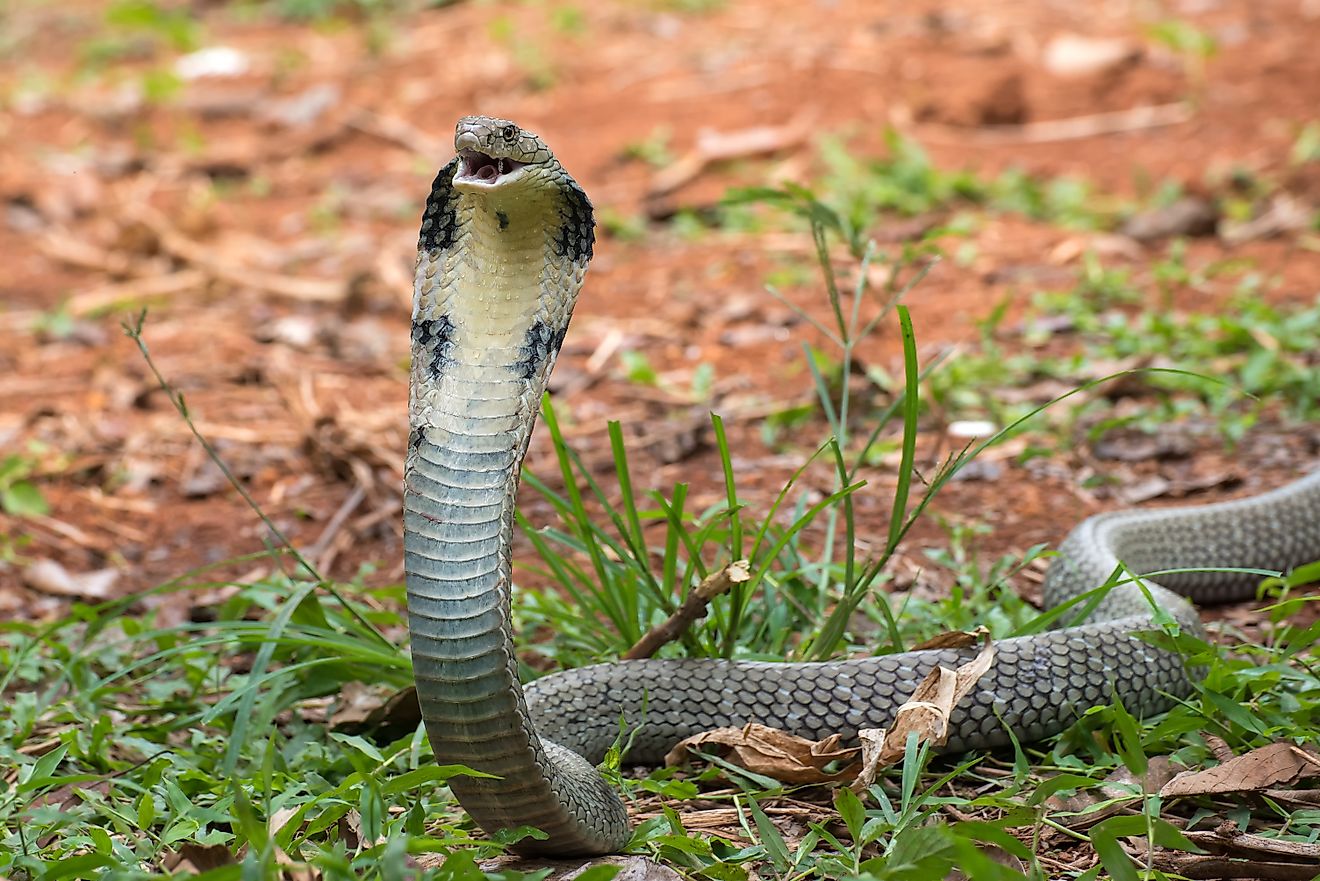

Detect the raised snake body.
[{"left": 404, "top": 116, "right": 1320, "bottom": 856}]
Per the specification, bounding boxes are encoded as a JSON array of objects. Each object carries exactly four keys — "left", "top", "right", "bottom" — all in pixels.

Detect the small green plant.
[
  {"left": 730, "top": 130, "right": 1126, "bottom": 254},
  {"left": 597, "top": 207, "right": 648, "bottom": 242},
  {"left": 618, "top": 349, "right": 659, "bottom": 386},
  {"left": 1146, "top": 19, "right": 1218, "bottom": 88},
  {"left": 487, "top": 15, "right": 556, "bottom": 90},
  {"left": 0, "top": 449, "right": 50, "bottom": 517},
  {"left": 924, "top": 254, "right": 1320, "bottom": 447},
  {"left": 621, "top": 126, "right": 675, "bottom": 168},
  {"left": 1291, "top": 121, "right": 1320, "bottom": 166},
  {"left": 264, "top": 0, "right": 439, "bottom": 23},
  {"left": 104, "top": 0, "right": 202, "bottom": 52},
  {"left": 550, "top": 4, "right": 587, "bottom": 37}
]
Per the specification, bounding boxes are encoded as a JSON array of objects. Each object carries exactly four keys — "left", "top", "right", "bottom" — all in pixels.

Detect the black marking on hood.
[
  {"left": 418, "top": 158, "right": 460, "bottom": 252},
  {"left": 496, "top": 210, "right": 510, "bottom": 231},
  {"left": 553, "top": 178, "right": 595, "bottom": 264},
  {"left": 408, "top": 427, "right": 424, "bottom": 454},
  {"left": 517, "top": 319, "right": 568, "bottom": 381},
  {"left": 412, "top": 313, "right": 455, "bottom": 382}
]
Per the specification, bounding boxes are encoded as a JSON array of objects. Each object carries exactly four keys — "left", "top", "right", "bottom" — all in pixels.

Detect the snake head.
[{"left": 452, "top": 116, "right": 553, "bottom": 191}]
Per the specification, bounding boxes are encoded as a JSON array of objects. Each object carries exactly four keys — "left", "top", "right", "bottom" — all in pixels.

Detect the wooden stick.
[
  {"left": 918, "top": 102, "right": 1192, "bottom": 146},
  {"left": 622, "top": 561, "right": 750, "bottom": 660},
  {"left": 125, "top": 204, "right": 346, "bottom": 303},
  {"left": 307, "top": 484, "right": 367, "bottom": 574}
]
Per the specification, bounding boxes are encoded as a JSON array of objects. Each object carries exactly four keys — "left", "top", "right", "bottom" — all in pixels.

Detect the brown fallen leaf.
[
  {"left": 861, "top": 631, "right": 996, "bottom": 773},
  {"left": 162, "top": 843, "right": 235, "bottom": 874},
  {"left": 842, "top": 633, "right": 998, "bottom": 792},
  {"left": 665, "top": 722, "right": 857, "bottom": 784},
  {"left": 1160, "top": 742, "right": 1320, "bottom": 798},
  {"left": 849, "top": 728, "right": 888, "bottom": 792},
  {"left": 268, "top": 805, "right": 325, "bottom": 880},
  {"left": 911, "top": 626, "right": 988, "bottom": 651},
  {"left": 329, "top": 684, "right": 421, "bottom": 744},
  {"left": 1260, "top": 788, "right": 1320, "bottom": 809},
  {"left": 666, "top": 635, "right": 996, "bottom": 789},
  {"left": 329, "top": 682, "right": 392, "bottom": 731},
  {"left": 465, "top": 855, "right": 682, "bottom": 881}
]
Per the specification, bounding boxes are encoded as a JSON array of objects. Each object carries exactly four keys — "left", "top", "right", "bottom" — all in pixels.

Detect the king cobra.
[{"left": 404, "top": 116, "right": 1320, "bottom": 856}]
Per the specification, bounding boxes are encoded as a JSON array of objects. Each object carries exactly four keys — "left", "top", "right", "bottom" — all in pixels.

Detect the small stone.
[
  {"left": 1042, "top": 34, "right": 1140, "bottom": 77},
  {"left": 1121, "top": 197, "right": 1219, "bottom": 241},
  {"left": 174, "top": 46, "right": 250, "bottom": 80},
  {"left": 24, "top": 559, "right": 119, "bottom": 599},
  {"left": 948, "top": 420, "right": 998, "bottom": 439}
]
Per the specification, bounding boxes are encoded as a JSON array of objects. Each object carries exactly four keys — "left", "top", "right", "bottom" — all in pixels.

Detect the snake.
[{"left": 403, "top": 115, "right": 1320, "bottom": 856}]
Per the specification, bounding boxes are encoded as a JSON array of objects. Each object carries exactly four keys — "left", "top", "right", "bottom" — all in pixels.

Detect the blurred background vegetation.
[{"left": 1, "top": 0, "right": 1318, "bottom": 878}]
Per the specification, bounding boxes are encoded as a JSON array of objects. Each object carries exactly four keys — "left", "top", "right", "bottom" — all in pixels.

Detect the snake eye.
[{"left": 501, "top": 125, "right": 518, "bottom": 142}]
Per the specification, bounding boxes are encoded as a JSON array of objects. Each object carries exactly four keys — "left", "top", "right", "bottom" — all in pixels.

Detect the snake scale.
[{"left": 403, "top": 116, "right": 1320, "bottom": 856}]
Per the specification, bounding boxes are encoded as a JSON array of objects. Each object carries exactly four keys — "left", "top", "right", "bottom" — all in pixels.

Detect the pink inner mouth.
[{"left": 459, "top": 150, "right": 525, "bottom": 184}]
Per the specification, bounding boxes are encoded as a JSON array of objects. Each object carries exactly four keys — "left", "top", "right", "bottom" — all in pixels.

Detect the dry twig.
[
  {"left": 125, "top": 204, "right": 346, "bottom": 303},
  {"left": 919, "top": 102, "right": 1192, "bottom": 145},
  {"left": 622, "top": 561, "right": 751, "bottom": 660}
]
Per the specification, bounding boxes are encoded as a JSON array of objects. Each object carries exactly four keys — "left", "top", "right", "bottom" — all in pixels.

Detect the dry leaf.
[
  {"left": 329, "top": 682, "right": 392, "bottom": 731},
  {"left": 665, "top": 722, "right": 858, "bottom": 784},
  {"left": 465, "top": 855, "right": 682, "bottom": 880},
  {"left": 1153, "top": 853, "right": 1318, "bottom": 881},
  {"left": 866, "top": 632, "right": 996, "bottom": 771},
  {"left": 269, "top": 806, "right": 302, "bottom": 841},
  {"left": 911, "top": 627, "right": 987, "bottom": 651},
  {"left": 1160, "top": 742, "right": 1320, "bottom": 798},
  {"left": 568, "top": 856, "right": 684, "bottom": 881},
  {"left": 268, "top": 806, "right": 320, "bottom": 881},
  {"left": 163, "top": 843, "right": 236, "bottom": 874},
  {"left": 849, "top": 728, "right": 888, "bottom": 792}
]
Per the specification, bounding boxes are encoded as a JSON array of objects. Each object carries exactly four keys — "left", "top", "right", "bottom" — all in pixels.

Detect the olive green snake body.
[{"left": 403, "top": 116, "right": 1320, "bottom": 856}]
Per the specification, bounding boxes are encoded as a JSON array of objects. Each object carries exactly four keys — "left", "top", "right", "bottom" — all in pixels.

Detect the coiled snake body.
[{"left": 404, "top": 116, "right": 1320, "bottom": 856}]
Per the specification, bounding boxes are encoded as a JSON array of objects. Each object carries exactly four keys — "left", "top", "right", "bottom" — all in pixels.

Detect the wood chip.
[{"left": 23, "top": 558, "right": 119, "bottom": 599}]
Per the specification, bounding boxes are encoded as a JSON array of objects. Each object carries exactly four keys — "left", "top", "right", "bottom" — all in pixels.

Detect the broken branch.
[{"left": 622, "top": 561, "right": 750, "bottom": 660}]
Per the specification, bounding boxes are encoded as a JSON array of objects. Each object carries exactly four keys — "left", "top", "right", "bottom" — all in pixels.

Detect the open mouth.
[{"left": 455, "top": 150, "right": 527, "bottom": 186}]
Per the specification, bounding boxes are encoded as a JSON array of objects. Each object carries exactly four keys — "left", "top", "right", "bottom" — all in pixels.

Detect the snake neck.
[{"left": 403, "top": 157, "right": 626, "bottom": 854}]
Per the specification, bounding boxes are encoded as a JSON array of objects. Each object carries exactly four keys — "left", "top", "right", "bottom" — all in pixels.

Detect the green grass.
[
  {"left": 3, "top": 183, "right": 1319, "bottom": 881},
  {"left": 925, "top": 257, "right": 1320, "bottom": 448},
  {"left": 717, "top": 129, "right": 1126, "bottom": 256}
]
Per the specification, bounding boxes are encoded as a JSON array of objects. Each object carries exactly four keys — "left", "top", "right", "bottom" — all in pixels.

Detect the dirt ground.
[{"left": 2, "top": 0, "right": 1319, "bottom": 623}]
